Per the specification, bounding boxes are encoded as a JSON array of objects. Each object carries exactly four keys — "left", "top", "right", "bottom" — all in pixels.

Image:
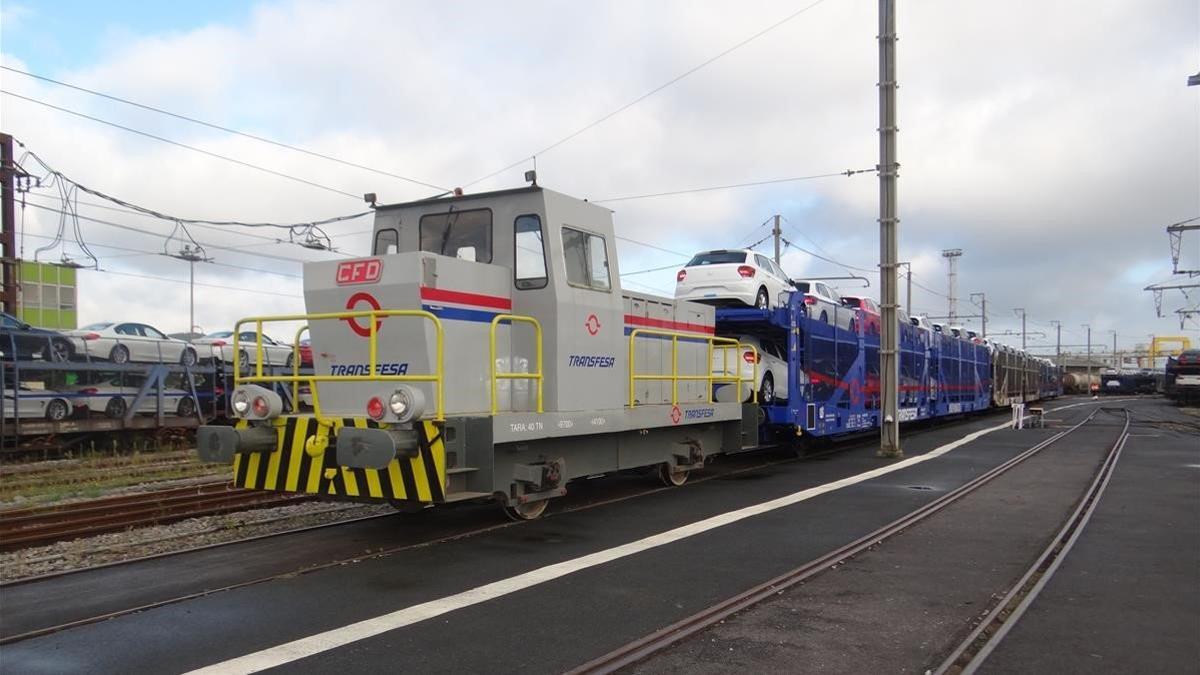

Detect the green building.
[{"left": 18, "top": 261, "right": 77, "bottom": 329}]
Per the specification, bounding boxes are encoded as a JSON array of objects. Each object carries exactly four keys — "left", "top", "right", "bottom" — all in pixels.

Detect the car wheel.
[
  {"left": 176, "top": 396, "right": 196, "bottom": 417},
  {"left": 45, "top": 399, "right": 70, "bottom": 421},
  {"left": 754, "top": 287, "right": 769, "bottom": 309},
  {"left": 180, "top": 348, "right": 197, "bottom": 367},
  {"left": 237, "top": 349, "right": 249, "bottom": 372},
  {"left": 45, "top": 339, "right": 73, "bottom": 362},
  {"left": 105, "top": 397, "right": 127, "bottom": 418},
  {"left": 285, "top": 353, "right": 294, "bottom": 370},
  {"left": 820, "top": 311, "right": 829, "bottom": 324},
  {"left": 110, "top": 344, "right": 130, "bottom": 364},
  {"left": 759, "top": 372, "right": 775, "bottom": 404},
  {"left": 849, "top": 319, "right": 858, "bottom": 334}
]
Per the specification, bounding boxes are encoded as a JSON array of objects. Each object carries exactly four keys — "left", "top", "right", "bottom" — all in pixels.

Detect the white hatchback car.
[
  {"left": 675, "top": 249, "right": 793, "bottom": 310},
  {"left": 711, "top": 335, "right": 793, "bottom": 403},
  {"left": 67, "top": 322, "right": 198, "bottom": 366},
  {"left": 792, "top": 280, "right": 854, "bottom": 330}
]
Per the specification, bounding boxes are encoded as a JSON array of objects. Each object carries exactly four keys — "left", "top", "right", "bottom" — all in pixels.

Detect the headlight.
[
  {"left": 388, "top": 385, "right": 425, "bottom": 423},
  {"left": 232, "top": 391, "right": 250, "bottom": 415},
  {"left": 231, "top": 385, "right": 282, "bottom": 420},
  {"left": 388, "top": 390, "right": 409, "bottom": 416}
]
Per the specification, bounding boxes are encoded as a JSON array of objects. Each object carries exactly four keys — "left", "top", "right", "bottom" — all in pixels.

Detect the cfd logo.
[{"left": 336, "top": 259, "right": 382, "bottom": 285}]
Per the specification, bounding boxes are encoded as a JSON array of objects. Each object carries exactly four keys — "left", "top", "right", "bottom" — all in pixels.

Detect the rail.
[
  {"left": 234, "top": 310, "right": 445, "bottom": 421},
  {"left": 627, "top": 328, "right": 757, "bottom": 407},
  {"left": 489, "top": 314, "right": 544, "bottom": 414}
]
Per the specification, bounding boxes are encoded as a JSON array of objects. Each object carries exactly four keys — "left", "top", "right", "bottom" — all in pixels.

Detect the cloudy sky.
[{"left": 1, "top": 0, "right": 1197, "bottom": 355}]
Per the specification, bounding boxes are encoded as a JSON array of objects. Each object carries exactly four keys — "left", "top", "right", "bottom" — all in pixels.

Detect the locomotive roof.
[{"left": 374, "top": 185, "right": 544, "bottom": 211}]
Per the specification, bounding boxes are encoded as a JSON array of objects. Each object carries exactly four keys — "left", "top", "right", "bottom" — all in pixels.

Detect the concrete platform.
[{"left": 4, "top": 397, "right": 1185, "bottom": 674}]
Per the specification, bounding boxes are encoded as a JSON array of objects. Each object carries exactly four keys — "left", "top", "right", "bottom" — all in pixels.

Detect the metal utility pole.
[
  {"left": 1110, "top": 330, "right": 1118, "bottom": 368},
  {"left": 877, "top": 0, "right": 901, "bottom": 458},
  {"left": 169, "top": 244, "right": 209, "bottom": 337},
  {"left": 970, "top": 292, "right": 986, "bottom": 337},
  {"left": 1050, "top": 320, "right": 1062, "bottom": 363},
  {"left": 1083, "top": 324, "right": 1092, "bottom": 394},
  {"left": 1014, "top": 308, "right": 1026, "bottom": 351},
  {"left": 942, "top": 248, "right": 962, "bottom": 320},
  {"left": 0, "top": 133, "right": 18, "bottom": 315},
  {"left": 772, "top": 214, "right": 782, "bottom": 265}
]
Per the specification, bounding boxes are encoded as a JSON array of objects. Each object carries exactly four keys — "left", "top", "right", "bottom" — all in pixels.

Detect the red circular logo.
[
  {"left": 670, "top": 405, "right": 682, "bottom": 424},
  {"left": 585, "top": 314, "right": 601, "bottom": 336},
  {"left": 343, "top": 292, "right": 383, "bottom": 338}
]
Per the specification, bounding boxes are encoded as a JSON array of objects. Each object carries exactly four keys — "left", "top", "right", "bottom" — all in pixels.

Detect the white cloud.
[{"left": 0, "top": 0, "right": 1197, "bottom": 348}]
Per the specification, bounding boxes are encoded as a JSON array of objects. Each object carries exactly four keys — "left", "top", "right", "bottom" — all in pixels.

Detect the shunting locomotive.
[{"left": 196, "top": 185, "right": 1059, "bottom": 519}]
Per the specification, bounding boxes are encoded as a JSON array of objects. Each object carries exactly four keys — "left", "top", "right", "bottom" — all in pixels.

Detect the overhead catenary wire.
[
  {"left": 2, "top": 65, "right": 450, "bottom": 193},
  {"left": 463, "top": 0, "right": 836, "bottom": 188},
  {"left": 593, "top": 168, "right": 874, "bottom": 203},
  {"left": 2, "top": 90, "right": 362, "bottom": 200},
  {"left": 22, "top": 202, "right": 341, "bottom": 265}
]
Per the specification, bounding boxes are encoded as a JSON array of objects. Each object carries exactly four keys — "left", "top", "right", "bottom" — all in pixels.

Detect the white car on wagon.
[
  {"left": 67, "top": 322, "right": 199, "bottom": 366},
  {"left": 710, "top": 334, "right": 794, "bottom": 404},
  {"left": 674, "top": 249, "right": 793, "bottom": 310},
  {"left": 192, "top": 330, "right": 296, "bottom": 370},
  {"left": 791, "top": 280, "right": 854, "bottom": 330}
]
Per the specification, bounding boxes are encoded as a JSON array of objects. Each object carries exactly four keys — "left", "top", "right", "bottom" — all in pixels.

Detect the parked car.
[
  {"left": 791, "top": 280, "right": 853, "bottom": 330},
  {"left": 298, "top": 338, "right": 313, "bottom": 367},
  {"left": 674, "top": 249, "right": 793, "bottom": 310},
  {"left": 3, "top": 386, "right": 75, "bottom": 420},
  {"left": 910, "top": 314, "right": 935, "bottom": 334},
  {"left": 66, "top": 322, "right": 198, "bottom": 365},
  {"left": 711, "top": 334, "right": 792, "bottom": 403},
  {"left": 192, "top": 330, "right": 295, "bottom": 369},
  {"left": 840, "top": 295, "right": 881, "bottom": 335},
  {"left": 72, "top": 377, "right": 197, "bottom": 418},
  {"left": 0, "top": 311, "right": 74, "bottom": 362}
]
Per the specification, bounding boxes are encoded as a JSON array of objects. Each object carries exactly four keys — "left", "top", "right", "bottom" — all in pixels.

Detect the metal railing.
[
  {"left": 628, "top": 328, "right": 757, "bottom": 407},
  {"left": 234, "top": 309, "right": 445, "bottom": 421},
  {"left": 489, "top": 314, "right": 544, "bottom": 414}
]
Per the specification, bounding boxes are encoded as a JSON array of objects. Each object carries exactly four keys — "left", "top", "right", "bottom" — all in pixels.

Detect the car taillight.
[
  {"left": 366, "top": 396, "right": 385, "bottom": 420},
  {"left": 803, "top": 296, "right": 817, "bottom": 305},
  {"left": 78, "top": 388, "right": 98, "bottom": 395},
  {"left": 677, "top": 269, "right": 687, "bottom": 282},
  {"left": 83, "top": 333, "right": 100, "bottom": 341},
  {"left": 212, "top": 340, "right": 227, "bottom": 346},
  {"left": 743, "top": 351, "right": 761, "bottom": 364},
  {"left": 737, "top": 265, "right": 755, "bottom": 278}
]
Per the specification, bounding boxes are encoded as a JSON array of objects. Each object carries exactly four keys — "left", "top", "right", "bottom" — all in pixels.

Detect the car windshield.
[
  {"left": 80, "top": 322, "right": 114, "bottom": 330},
  {"left": 686, "top": 251, "right": 747, "bottom": 266},
  {"left": 842, "top": 297, "right": 862, "bottom": 308},
  {"left": 206, "top": 331, "right": 234, "bottom": 338}
]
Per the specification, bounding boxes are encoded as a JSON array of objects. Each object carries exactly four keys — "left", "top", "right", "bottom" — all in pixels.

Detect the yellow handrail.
[
  {"left": 489, "top": 314, "right": 544, "bottom": 414},
  {"left": 233, "top": 309, "right": 446, "bottom": 421},
  {"left": 291, "top": 324, "right": 310, "bottom": 410},
  {"left": 627, "top": 328, "right": 757, "bottom": 407}
]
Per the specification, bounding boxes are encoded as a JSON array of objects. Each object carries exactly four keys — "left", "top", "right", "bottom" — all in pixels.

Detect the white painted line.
[{"left": 189, "top": 399, "right": 1108, "bottom": 674}]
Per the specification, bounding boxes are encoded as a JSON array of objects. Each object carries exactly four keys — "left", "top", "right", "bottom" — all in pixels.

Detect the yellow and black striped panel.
[{"left": 232, "top": 417, "right": 446, "bottom": 503}]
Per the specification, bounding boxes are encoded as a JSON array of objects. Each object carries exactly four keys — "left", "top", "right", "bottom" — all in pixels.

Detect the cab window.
[
  {"left": 514, "top": 215, "right": 548, "bottom": 290},
  {"left": 419, "top": 209, "right": 492, "bottom": 262},
  {"left": 562, "top": 226, "right": 611, "bottom": 291},
  {"left": 373, "top": 228, "right": 399, "bottom": 255}
]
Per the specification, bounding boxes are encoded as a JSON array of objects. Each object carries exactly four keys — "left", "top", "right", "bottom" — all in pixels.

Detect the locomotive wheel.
[
  {"left": 657, "top": 462, "right": 690, "bottom": 487},
  {"left": 503, "top": 499, "right": 549, "bottom": 521}
]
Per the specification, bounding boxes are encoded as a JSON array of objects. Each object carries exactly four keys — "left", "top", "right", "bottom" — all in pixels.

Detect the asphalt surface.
[
  {"left": 1, "top": 398, "right": 1158, "bottom": 674},
  {"left": 629, "top": 403, "right": 1140, "bottom": 674},
  {"left": 979, "top": 404, "right": 1200, "bottom": 674}
]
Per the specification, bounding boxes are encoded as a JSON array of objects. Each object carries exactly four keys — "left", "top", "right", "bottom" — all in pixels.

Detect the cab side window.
[
  {"left": 374, "top": 228, "right": 399, "bottom": 255},
  {"left": 514, "top": 215, "right": 548, "bottom": 289},
  {"left": 562, "top": 226, "right": 611, "bottom": 291}
]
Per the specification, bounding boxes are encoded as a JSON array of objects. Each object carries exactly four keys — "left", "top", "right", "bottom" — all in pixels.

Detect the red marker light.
[
  {"left": 366, "top": 396, "right": 385, "bottom": 420},
  {"left": 251, "top": 396, "right": 270, "bottom": 417}
]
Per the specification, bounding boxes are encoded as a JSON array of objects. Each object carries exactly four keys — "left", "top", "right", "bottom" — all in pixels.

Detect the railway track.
[
  {"left": 0, "top": 481, "right": 311, "bottom": 552},
  {"left": 568, "top": 405, "right": 1130, "bottom": 674}
]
